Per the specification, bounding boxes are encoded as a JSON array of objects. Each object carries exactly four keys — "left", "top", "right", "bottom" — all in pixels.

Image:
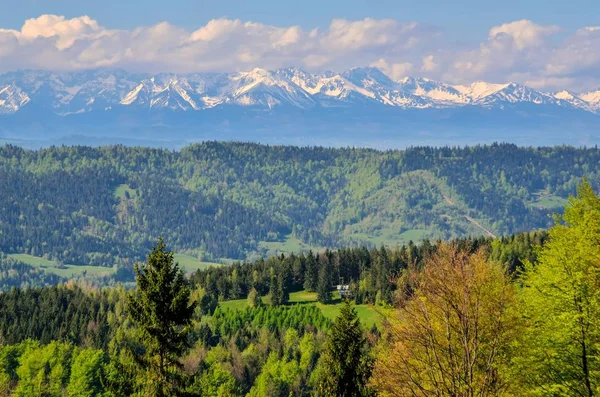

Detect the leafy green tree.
[
  {"left": 247, "top": 287, "right": 263, "bottom": 308},
  {"left": 373, "top": 245, "right": 522, "bottom": 396},
  {"left": 14, "top": 341, "right": 73, "bottom": 397},
  {"left": 128, "top": 238, "right": 197, "bottom": 396},
  {"left": 317, "top": 301, "right": 374, "bottom": 396},
  {"left": 193, "top": 363, "right": 238, "bottom": 397},
  {"left": 67, "top": 348, "right": 107, "bottom": 397},
  {"left": 248, "top": 352, "right": 301, "bottom": 397},
  {"left": 518, "top": 180, "right": 600, "bottom": 395}
]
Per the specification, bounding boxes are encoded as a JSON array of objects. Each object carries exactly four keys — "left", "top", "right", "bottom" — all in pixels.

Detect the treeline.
[
  {"left": 0, "top": 142, "right": 598, "bottom": 270},
  {"left": 0, "top": 231, "right": 550, "bottom": 395},
  {"left": 372, "top": 179, "right": 600, "bottom": 396},
  {"left": 192, "top": 230, "right": 548, "bottom": 306},
  {"left": 0, "top": 241, "right": 350, "bottom": 395}
]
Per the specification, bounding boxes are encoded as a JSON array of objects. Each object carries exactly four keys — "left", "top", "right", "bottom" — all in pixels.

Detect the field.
[
  {"left": 173, "top": 253, "right": 224, "bottom": 272},
  {"left": 7, "top": 252, "right": 223, "bottom": 277},
  {"left": 527, "top": 191, "right": 568, "bottom": 210},
  {"left": 7, "top": 254, "right": 115, "bottom": 278},
  {"left": 258, "top": 235, "right": 322, "bottom": 255},
  {"left": 347, "top": 228, "right": 431, "bottom": 247},
  {"left": 114, "top": 184, "right": 137, "bottom": 200},
  {"left": 219, "top": 290, "right": 385, "bottom": 328}
]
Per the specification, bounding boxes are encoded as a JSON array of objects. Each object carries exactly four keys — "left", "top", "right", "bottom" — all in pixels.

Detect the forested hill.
[{"left": 0, "top": 142, "right": 597, "bottom": 269}]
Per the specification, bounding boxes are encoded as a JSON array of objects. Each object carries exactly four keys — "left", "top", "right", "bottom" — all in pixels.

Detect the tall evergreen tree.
[
  {"left": 269, "top": 267, "right": 288, "bottom": 306},
  {"left": 317, "top": 258, "right": 333, "bottom": 304},
  {"left": 303, "top": 251, "right": 318, "bottom": 292},
  {"left": 376, "top": 245, "right": 392, "bottom": 304},
  {"left": 128, "top": 238, "right": 196, "bottom": 396},
  {"left": 317, "top": 301, "right": 374, "bottom": 396}
]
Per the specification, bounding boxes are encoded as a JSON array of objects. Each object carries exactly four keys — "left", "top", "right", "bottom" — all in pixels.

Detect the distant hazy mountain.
[{"left": 1, "top": 67, "right": 599, "bottom": 148}]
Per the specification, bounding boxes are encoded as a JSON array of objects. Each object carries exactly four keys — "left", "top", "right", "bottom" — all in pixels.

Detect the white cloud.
[
  {"left": 488, "top": 19, "right": 561, "bottom": 50},
  {"left": 1, "top": 15, "right": 600, "bottom": 91},
  {"left": 421, "top": 55, "right": 437, "bottom": 72},
  {"left": 370, "top": 58, "right": 413, "bottom": 79}
]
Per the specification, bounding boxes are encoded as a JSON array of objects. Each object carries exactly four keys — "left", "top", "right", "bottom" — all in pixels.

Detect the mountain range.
[{"left": 1, "top": 67, "right": 600, "bottom": 148}]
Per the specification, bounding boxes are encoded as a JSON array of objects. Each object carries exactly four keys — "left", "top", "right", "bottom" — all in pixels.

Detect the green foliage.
[
  {"left": 1, "top": 142, "right": 597, "bottom": 282},
  {"left": 317, "top": 301, "right": 374, "bottom": 397},
  {"left": 247, "top": 288, "right": 263, "bottom": 308},
  {"left": 128, "top": 238, "right": 197, "bottom": 396},
  {"left": 67, "top": 348, "right": 108, "bottom": 397},
  {"left": 518, "top": 179, "right": 600, "bottom": 395},
  {"left": 14, "top": 341, "right": 73, "bottom": 397},
  {"left": 247, "top": 352, "right": 302, "bottom": 397},
  {"left": 0, "top": 285, "right": 114, "bottom": 347},
  {"left": 0, "top": 253, "right": 64, "bottom": 290},
  {"left": 192, "top": 362, "right": 238, "bottom": 396},
  {"left": 317, "top": 252, "right": 334, "bottom": 304}
]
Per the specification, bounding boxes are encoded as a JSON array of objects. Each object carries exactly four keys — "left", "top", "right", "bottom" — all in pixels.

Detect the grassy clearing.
[
  {"left": 527, "top": 194, "right": 568, "bottom": 209},
  {"left": 398, "top": 229, "right": 430, "bottom": 242},
  {"left": 114, "top": 184, "right": 137, "bottom": 200},
  {"left": 7, "top": 254, "right": 114, "bottom": 278},
  {"left": 258, "top": 235, "right": 322, "bottom": 255},
  {"left": 346, "top": 228, "right": 431, "bottom": 248},
  {"left": 219, "top": 290, "right": 385, "bottom": 328},
  {"left": 7, "top": 252, "right": 223, "bottom": 278},
  {"left": 173, "top": 253, "right": 224, "bottom": 273}
]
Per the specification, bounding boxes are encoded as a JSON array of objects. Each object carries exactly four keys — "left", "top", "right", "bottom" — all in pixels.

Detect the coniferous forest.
[
  {"left": 0, "top": 142, "right": 599, "bottom": 291},
  {"left": 3, "top": 143, "right": 600, "bottom": 395},
  {"left": 0, "top": 179, "right": 598, "bottom": 395}
]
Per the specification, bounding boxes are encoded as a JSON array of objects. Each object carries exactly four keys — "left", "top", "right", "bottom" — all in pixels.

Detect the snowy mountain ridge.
[{"left": 1, "top": 67, "right": 600, "bottom": 115}]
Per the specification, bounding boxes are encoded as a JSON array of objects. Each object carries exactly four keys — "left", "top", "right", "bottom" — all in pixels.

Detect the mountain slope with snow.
[
  {"left": 0, "top": 67, "right": 599, "bottom": 114},
  {"left": 0, "top": 67, "right": 599, "bottom": 149}
]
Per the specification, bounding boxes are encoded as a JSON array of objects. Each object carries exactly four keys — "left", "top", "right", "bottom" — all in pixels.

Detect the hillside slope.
[{"left": 0, "top": 142, "right": 595, "bottom": 268}]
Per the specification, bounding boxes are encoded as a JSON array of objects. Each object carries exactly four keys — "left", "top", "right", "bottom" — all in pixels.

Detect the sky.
[{"left": 0, "top": 0, "right": 599, "bottom": 91}]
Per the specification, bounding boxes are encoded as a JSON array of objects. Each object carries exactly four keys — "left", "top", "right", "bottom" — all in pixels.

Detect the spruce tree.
[
  {"left": 317, "top": 257, "right": 333, "bottom": 304},
  {"left": 304, "top": 251, "right": 318, "bottom": 292},
  {"left": 269, "top": 267, "right": 289, "bottom": 307},
  {"left": 128, "top": 238, "right": 196, "bottom": 396},
  {"left": 318, "top": 301, "right": 374, "bottom": 396}
]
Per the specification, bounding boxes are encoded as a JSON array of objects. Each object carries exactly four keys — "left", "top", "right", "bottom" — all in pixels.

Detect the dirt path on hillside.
[
  {"left": 441, "top": 192, "right": 496, "bottom": 238},
  {"left": 464, "top": 215, "right": 497, "bottom": 238}
]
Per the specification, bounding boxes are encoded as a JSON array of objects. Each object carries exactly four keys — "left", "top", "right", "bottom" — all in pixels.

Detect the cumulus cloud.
[
  {"left": 1, "top": 15, "right": 600, "bottom": 91},
  {"left": 488, "top": 20, "right": 561, "bottom": 50}
]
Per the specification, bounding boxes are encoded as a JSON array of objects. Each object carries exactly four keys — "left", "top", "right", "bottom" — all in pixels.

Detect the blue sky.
[
  {"left": 0, "top": 0, "right": 599, "bottom": 91},
  {"left": 2, "top": 0, "right": 598, "bottom": 38}
]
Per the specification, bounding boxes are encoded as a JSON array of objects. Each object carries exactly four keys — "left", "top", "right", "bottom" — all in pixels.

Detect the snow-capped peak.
[
  {"left": 454, "top": 81, "right": 510, "bottom": 100},
  {"left": 0, "top": 84, "right": 31, "bottom": 114},
  {"left": 1, "top": 67, "right": 600, "bottom": 114}
]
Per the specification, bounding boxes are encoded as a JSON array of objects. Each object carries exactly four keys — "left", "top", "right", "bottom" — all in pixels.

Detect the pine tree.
[
  {"left": 128, "top": 238, "right": 196, "bottom": 396},
  {"left": 269, "top": 267, "right": 288, "bottom": 306},
  {"left": 317, "top": 258, "right": 332, "bottom": 304},
  {"left": 304, "top": 251, "right": 318, "bottom": 292},
  {"left": 376, "top": 245, "right": 392, "bottom": 304},
  {"left": 317, "top": 301, "right": 374, "bottom": 396}
]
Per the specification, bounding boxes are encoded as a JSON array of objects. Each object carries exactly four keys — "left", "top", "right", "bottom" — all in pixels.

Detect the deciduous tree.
[
  {"left": 373, "top": 244, "right": 522, "bottom": 396},
  {"left": 517, "top": 179, "right": 600, "bottom": 395}
]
